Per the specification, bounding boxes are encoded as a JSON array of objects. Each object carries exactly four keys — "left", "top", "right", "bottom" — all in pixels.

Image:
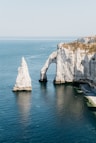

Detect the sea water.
[{"left": 0, "top": 38, "right": 96, "bottom": 143}]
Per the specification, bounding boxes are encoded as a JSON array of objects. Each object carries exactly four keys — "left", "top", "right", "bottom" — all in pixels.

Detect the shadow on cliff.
[
  {"left": 82, "top": 53, "right": 96, "bottom": 82},
  {"left": 88, "top": 107, "right": 96, "bottom": 111},
  {"left": 74, "top": 53, "right": 96, "bottom": 83}
]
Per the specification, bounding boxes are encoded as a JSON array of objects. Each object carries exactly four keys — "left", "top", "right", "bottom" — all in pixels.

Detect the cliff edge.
[{"left": 40, "top": 36, "right": 96, "bottom": 85}]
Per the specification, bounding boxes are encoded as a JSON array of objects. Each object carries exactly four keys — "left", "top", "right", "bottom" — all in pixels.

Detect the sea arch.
[{"left": 39, "top": 51, "right": 57, "bottom": 82}]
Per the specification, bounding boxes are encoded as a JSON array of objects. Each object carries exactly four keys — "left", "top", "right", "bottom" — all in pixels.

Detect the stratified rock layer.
[{"left": 13, "top": 57, "right": 32, "bottom": 91}]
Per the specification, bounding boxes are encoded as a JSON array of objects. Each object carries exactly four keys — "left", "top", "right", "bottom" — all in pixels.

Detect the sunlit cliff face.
[
  {"left": 40, "top": 36, "right": 96, "bottom": 85},
  {"left": 55, "top": 36, "right": 96, "bottom": 84}
]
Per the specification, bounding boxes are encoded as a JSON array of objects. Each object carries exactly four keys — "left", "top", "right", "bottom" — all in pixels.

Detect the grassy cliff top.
[{"left": 62, "top": 36, "right": 96, "bottom": 53}]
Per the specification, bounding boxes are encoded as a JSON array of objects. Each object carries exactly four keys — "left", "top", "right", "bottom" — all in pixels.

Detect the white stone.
[
  {"left": 54, "top": 44, "right": 94, "bottom": 84},
  {"left": 39, "top": 51, "right": 57, "bottom": 82},
  {"left": 40, "top": 36, "right": 96, "bottom": 85},
  {"left": 13, "top": 57, "right": 32, "bottom": 91}
]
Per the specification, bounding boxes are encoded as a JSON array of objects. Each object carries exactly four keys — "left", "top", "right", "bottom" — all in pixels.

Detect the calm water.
[{"left": 0, "top": 38, "right": 96, "bottom": 143}]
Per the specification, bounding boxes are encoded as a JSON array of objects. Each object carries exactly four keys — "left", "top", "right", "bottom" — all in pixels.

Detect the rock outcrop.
[
  {"left": 13, "top": 57, "right": 32, "bottom": 91},
  {"left": 39, "top": 51, "right": 57, "bottom": 82},
  {"left": 40, "top": 36, "right": 96, "bottom": 85}
]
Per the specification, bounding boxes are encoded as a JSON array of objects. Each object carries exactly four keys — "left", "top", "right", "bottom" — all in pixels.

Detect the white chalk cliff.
[
  {"left": 13, "top": 57, "right": 32, "bottom": 91},
  {"left": 39, "top": 51, "right": 57, "bottom": 82},
  {"left": 40, "top": 36, "right": 96, "bottom": 84}
]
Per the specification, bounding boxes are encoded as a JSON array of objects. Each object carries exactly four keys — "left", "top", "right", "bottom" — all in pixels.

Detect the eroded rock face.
[
  {"left": 40, "top": 36, "right": 96, "bottom": 84},
  {"left": 39, "top": 51, "right": 57, "bottom": 82},
  {"left": 13, "top": 57, "right": 32, "bottom": 91}
]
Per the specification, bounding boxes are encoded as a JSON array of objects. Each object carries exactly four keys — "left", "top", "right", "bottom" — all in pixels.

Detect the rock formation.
[
  {"left": 39, "top": 51, "right": 57, "bottom": 82},
  {"left": 13, "top": 57, "right": 32, "bottom": 91},
  {"left": 40, "top": 36, "right": 96, "bottom": 85}
]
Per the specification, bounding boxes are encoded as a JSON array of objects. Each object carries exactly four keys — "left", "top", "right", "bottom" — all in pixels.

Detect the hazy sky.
[{"left": 0, "top": 0, "right": 96, "bottom": 37}]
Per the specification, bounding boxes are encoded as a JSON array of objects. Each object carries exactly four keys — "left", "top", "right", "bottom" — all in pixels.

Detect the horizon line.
[
  {"left": 0, "top": 36, "right": 80, "bottom": 41},
  {"left": 0, "top": 36, "right": 78, "bottom": 41},
  {"left": 0, "top": 36, "right": 79, "bottom": 38}
]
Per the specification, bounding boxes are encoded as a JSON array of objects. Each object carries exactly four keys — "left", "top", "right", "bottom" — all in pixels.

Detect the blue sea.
[{"left": 0, "top": 37, "right": 96, "bottom": 143}]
